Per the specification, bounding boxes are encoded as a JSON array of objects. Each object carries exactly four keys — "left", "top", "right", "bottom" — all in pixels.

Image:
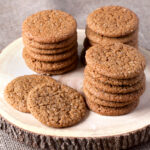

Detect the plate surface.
[{"left": 0, "top": 29, "right": 150, "bottom": 138}]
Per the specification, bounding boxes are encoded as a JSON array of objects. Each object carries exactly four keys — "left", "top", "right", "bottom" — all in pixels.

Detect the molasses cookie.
[
  {"left": 84, "top": 74, "right": 145, "bottom": 94},
  {"left": 87, "top": 6, "right": 138, "bottom": 37},
  {"left": 86, "top": 26, "right": 138, "bottom": 45},
  {"left": 26, "top": 42, "right": 77, "bottom": 55},
  {"left": 83, "top": 82, "right": 145, "bottom": 102},
  {"left": 85, "top": 42, "right": 145, "bottom": 79},
  {"left": 27, "top": 82, "right": 87, "bottom": 128},
  {"left": 4, "top": 75, "right": 54, "bottom": 113},
  {"left": 84, "top": 89, "right": 133, "bottom": 107},
  {"left": 22, "top": 10, "right": 77, "bottom": 43},
  {"left": 23, "top": 33, "right": 77, "bottom": 50},
  {"left": 24, "top": 45, "right": 77, "bottom": 62},
  {"left": 23, "top": 47, "right": 78, "bottom": 71},
  {"left": 84, "top": 66, "right": 144, "bottom": 86},
  {"left": 86, "top": 98, "right": 139, "bottom": 116}
]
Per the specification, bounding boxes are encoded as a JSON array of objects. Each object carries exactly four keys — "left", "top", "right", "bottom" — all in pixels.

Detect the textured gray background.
[{"left": 0, "top": 0, "right": 150, "bottom": 149}]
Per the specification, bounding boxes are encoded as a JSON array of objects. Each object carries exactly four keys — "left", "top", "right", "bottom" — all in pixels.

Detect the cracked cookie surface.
[
  {"left": 27, "top": 82, "right": 87, "bottom": 128},
  {"left": 85, "top": 42, "right": 145, "bottom": 79},
  {"left": 4, "top": 75, "right": 54, "bottom": 113},
  {"left": 87, "top": 6, "right": 138, "bottom": 37},
  {"left": 22, "top": 10, "right": 77, "bottom": 43}
]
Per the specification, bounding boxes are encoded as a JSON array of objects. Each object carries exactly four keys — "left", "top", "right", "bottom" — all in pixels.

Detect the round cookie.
[
  {"left": 23, "top": 33, "right": 77, "bottom": 50},
  {"left": 86, "top": 98, "right": 139, "bottom": 116},
  {"left": 4, "top": 75, "right": 54, "bottom": 113},
  {"left": 86, "top": 42, "right": 146, "bottom": 79},
  {"left": 84, "top": 65, "right": 144, "bottom": 86},
  {"left": 84, "top": 88, "right": 133, "bottom": 107},
  {"left": 26, "top": 42, "right": 77, "bottom": 55},
  {"left": 83, "top": 81, "right": 145, "bottom": 102},
  {"left": 27, "top": 82, "right": 87, "bottom": 128},
  {"left": 84, "top": 73, "right": 145, "bottom": 94},
  {"left": 88, "top": 36, "right": 138, "bottom": 49},
  {"left": 26, "top": 60, "right": 78, "bottom": 75},
  {"left": 86, "top": 26, "right": 138, "bottom": 44},
  {"left": 24, "top": 45, "right": 77, "bottom": 62},
  {"left": 23, "top": 47, "right": 78, "bottom": 71},
  {"left": 22, "top": 10, "right": 77, "bottom": 43},
  {"left": 87, "top": 6, "right": 139, "bottom": 37}
]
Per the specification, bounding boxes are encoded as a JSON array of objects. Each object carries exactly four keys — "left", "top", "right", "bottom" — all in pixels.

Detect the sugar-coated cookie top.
[
  {"left": 22, "top": 10, "right": 77, "bottom": 43},
  {"left": 86, "top": 42, "right": 145, "bottom": 79},
  {"left": 27, "top": 82, "right": 87, "bottom": 128},
  {"left": 87, "top": 6, "right": 138, "bottom": 37}
]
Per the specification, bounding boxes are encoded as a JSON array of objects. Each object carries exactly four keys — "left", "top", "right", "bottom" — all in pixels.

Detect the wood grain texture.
[{"left": 0, "top": 116, "right": 150, "bottom": 150}]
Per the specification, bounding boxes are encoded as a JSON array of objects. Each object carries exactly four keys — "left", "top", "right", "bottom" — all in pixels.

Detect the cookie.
[
  {"left": 84, "top": 65, "right": 144, "bottom": 86},
  {"left": 23, "top": 33, "right": 77, "bottom": 50},
  {"left": 26, "top": 60, "right": 78, "bottom": 75},
  {"left": 88, "top": 36, "right": 138, "bottom": 49},
  {"left": 23, "top": 47, "right": 78, "bottom": 71},
  {"left": 24, "top": 45, "right": 77, "bottom": 62},
  {"left": 22, "top": 10, "right": 77, "bottom": 43},
  {"left": 4, "top": 75, "right": 54, "bottom": 113},
  {"left": 87, "top": 6, "right": 139, "bottom": 37},
  {"left": 124, "top": 39, "right": 138, "bottom": 48},
  {"left": 86, "top": 42, "right": 146, "bottom": 79},
  {"left": 83, "top": 82, "right": 145, "bottom": 102},
  {"left": 86, "top": 26, "right": 138, "bottom": 44},
  {"left": 84, "top": 73, "right": 145, "bottom": 94},
  {"left": 88, "top": 39, "right": 97, "bottom": 46},
  {"left": 84, "top": 88, "right": 133, "bottom": 107},
  {"left": 27, "top": 82, "right": 87, "bottom": 128},
  {"left": 26, "top": 42, "right": 77, "bottom": 55},
  {"left": 86, "top": 98, "right": 139, "bottom": 116}
]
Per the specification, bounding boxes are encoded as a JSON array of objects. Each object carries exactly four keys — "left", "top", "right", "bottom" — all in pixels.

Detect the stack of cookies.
[
  {"left": 22, "top": 10, "right": 78, "bottom": 75},
  {"left": 82, "top": 6, "right": 139, "bottom": 65},
  {"left": 83, "top": 42, "right": 146, "bottom": 116}
]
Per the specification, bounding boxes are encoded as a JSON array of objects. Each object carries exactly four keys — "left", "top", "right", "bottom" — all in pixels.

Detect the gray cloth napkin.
[{"left": 0, "top": 0, "right": 150, "bottom": 149}]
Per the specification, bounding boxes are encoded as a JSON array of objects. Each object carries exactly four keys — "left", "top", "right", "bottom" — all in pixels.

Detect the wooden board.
[{"left": 0, "top": 29, "right": 150, "bottom": 150}]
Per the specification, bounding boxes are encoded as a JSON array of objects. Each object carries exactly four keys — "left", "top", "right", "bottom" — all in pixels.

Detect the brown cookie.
[
  {"left": 124, "top": 39, "right": 138, "bottom": 48},
  {"left": 84, "top": 73, "right": 145, "bottom": 94},
  {"left": 22, "top": 10, "right": 77, "bottom": 43},
  {"left": 26, "top": 42, "right": 77, "bottom": 55},
  {"left": 86, "top": 26, "right": 138, "bottom": 44},
  {"left": 23, "top": 33, "right": 77, "bottom": 50},
  {"left": 84, "top": 65, "right": 144, "bottom": 86},
  {"left": 87, "top": 6, "right": 139, "bottom": 37},
  {"left": 27, "top": 82, "right": 87, "bottom": 128},
  {"left": 84, "top": 88, "right": 133, "bottom": 107},
  {"left": 26, "top": 60, "right": 78, "bottom": 75},
  {"left": 86, "top": 42, "right": 146, "bottom": 79},
  {"left": 86, "top": 98, "right": 139, "bottom": 116},
  {"left": 88, "top": 36, "right": 138, "bottom": 49},
  {"left": 23, "top": 47, "right": 78, "bottom": 71},
  {"left": 4, "top": 75, "right": 54, "bottom": 113},
  {"left": 24, "top": 45, "right": 77, "bottom": 62},
  {"left": 83, "top": 81, "right": 145, "bottom": 102}
]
